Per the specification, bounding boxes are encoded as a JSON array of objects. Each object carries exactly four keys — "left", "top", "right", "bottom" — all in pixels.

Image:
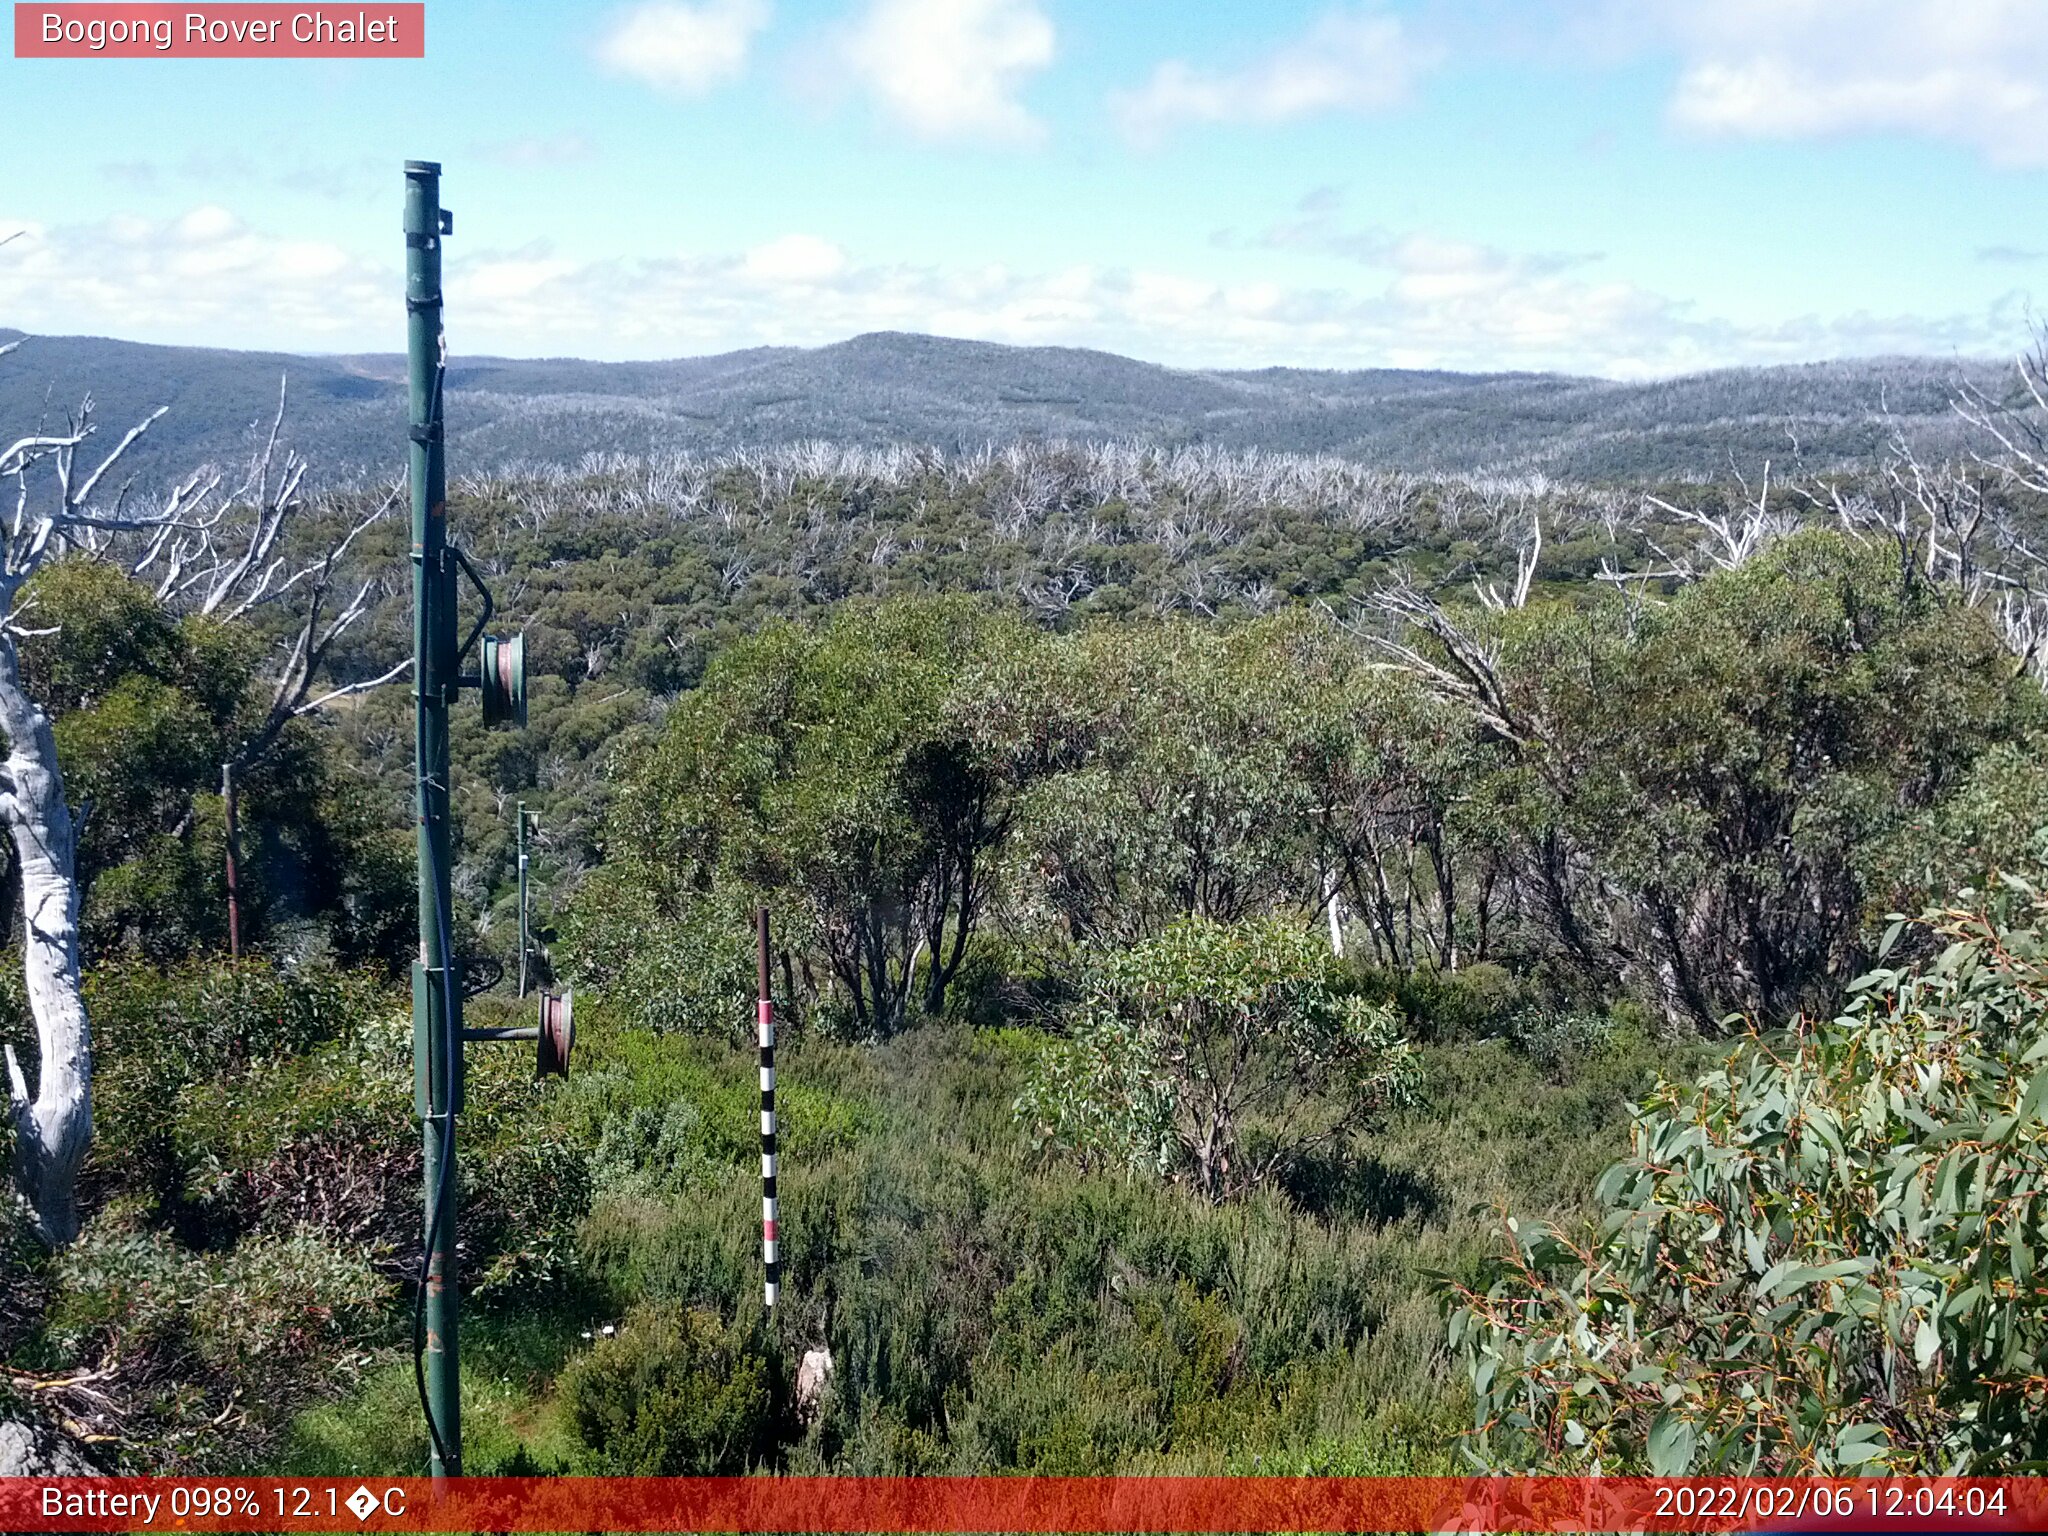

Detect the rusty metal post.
[
  {"left": 516, "top": 800, "right": 529, "bottom": 998},
  {"left": 221, "top": 762, "right": 240, "bottom": 960}
]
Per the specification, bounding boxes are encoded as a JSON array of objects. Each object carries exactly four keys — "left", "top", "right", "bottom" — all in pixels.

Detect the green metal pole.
[
  {"left": 405, "top": 159, "right": 461, "bottom": 1480},
  {"left": 517, "top": 801, "right": 529, "bottom": 999}
]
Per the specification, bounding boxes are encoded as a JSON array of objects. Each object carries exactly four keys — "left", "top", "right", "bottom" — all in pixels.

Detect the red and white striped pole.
[{"left": 756, "top": 907, "right": 779, "bottom": 1309}]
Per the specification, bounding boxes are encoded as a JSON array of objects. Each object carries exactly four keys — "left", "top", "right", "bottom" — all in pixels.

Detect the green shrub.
[
  {"left": 1020, "top": 917, "right": 1417, "bottom": 1201},
  {"left": 558, "top": 872, "right": 752, "bottom": 1037},
  {"left": 167, "top": 1003, "right": 589, "bottom": 1297},
  {"left": 566, "top": 1023, "right": 877, "bottom": 1187},
  {"left": 560, "top": 1302, "right": 775, "bottom": 1473},
  {"left": 1452, "top": 881, "right": 2048, "bottom": 1474},
  {"left": 86, "top": 959, "right": 388, "bottom": 1212},
  {"left": 1503, "top": 1005, "right": 1638, "bottom": 1080},
  {"left": 170, "top": 1012, "right": 413, "bottom": 1251},
  {"left": 1389, "top": 961, "right": 1525, "bottom": 1043},
  {"left": 39, "top": 1219, "right": 391, "bottom": 1466},
  {"left": 591, "top": 1099, "right": 722, "bottom": 1201},
  {"left": 0, "top": 1185, "right": 46, "bottom": 1357}
]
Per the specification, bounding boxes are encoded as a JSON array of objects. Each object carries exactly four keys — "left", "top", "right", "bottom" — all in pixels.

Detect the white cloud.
[
  {"left": 742, "top": 233, "right": 848, "bottom": 285},
  {"left": 1645, "top": 0, "right": 2048, "bottom": 166},
  {"left": 0, "top": 203, "right": 2019, "bottom": 379},
  {"left": 594, "top": 0, "right": 770, "bottom": 95},
  {"left": 841, "top": 0, "right": 1055, "bottom": 144},
  {"left": 175, "top": 205, "right": 241, "bottom": 243},
  {"left": 451, "top": 234, "right": 2019, "bottom": 379},
  {"left": 96, "top": 152, "right": 382, "bottom": 202},
  {"left": 1247, "top": 198, "right": 1602, "bottom": 283},
  {"left": 467, "top": 254, "right": 583, "bottom": 303},
  {"left": 1115, "top": 6, "right": 1440, "bottom": 146},
  {"left": 0, "top": 207, "right": 385, "bottom": 345}
]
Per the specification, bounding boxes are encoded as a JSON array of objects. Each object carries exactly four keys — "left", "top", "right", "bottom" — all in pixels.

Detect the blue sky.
[{"left": 2, "top": 0, "right": 2044, "bottom": 376}]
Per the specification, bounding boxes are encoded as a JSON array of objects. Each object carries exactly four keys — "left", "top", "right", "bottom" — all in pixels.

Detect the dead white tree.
[
  {"left": 109, "top": 381, "right": 407, "bottom": 955},
  {"left": 1643, "top": 457, "right": 1797, "bottom": 574},
  {"left": 1955, "top": 326, "right": 2048, "bottom": 500},
  {"left": 0, "top": 366, "right": 400, "bottom": 1243},
  {"left": 1474, "top": 510, "right": 1541, "bottom": 612},
  {"left": 1353, "top": 574, "right": 1530, "bottom": 747},
  {"left": 0, "top": 388, "right": 169, "bottom": 1243}
]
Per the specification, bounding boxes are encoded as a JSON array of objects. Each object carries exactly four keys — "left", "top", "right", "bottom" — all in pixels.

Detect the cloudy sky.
[{"left": 2, "top": 0, "right": 2044, "bottom": 377}]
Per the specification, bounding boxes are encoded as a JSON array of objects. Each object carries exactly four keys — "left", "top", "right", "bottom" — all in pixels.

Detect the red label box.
[{"left": 14, "top": 4, "right": 424, "bottom": 57}]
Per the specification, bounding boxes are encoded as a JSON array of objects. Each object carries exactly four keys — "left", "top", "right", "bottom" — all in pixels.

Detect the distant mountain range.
[{"left": 0, "top": 327, "right": 2013, "bottom": 488}]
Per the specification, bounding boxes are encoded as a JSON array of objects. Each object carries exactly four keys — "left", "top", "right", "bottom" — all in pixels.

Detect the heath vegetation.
[{"left": 1, "top": 333, "right": 2047, "bottom": 1474}]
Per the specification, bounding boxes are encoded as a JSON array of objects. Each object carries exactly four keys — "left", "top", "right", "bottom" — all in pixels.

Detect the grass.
[{"left": 280, "top": 1002, "right": 1712, "bottom": 1476}]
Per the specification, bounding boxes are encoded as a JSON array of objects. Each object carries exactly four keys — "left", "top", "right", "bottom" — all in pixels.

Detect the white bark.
[
  {"left": 0, "top": 621, "right": 87, "bottom": 1246},
  {"left": 0, "top": 363, "right": 406, "bottom": 1245}
]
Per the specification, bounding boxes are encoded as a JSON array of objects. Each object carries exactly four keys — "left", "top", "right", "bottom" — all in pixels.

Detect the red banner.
[
  {"left": 0, "top": 1476, "right": 2044, "bottom": 1532},
  {"left": 13, "top": 4, "right": 424, "bottom": 58}
]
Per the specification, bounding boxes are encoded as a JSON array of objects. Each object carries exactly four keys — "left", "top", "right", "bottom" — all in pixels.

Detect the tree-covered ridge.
[
  {"left": 260, "top": 426, "right": 2042, "bottom": 980},
  {"left": 0, "top": 327, "right": 2015, "bottom": 489}
]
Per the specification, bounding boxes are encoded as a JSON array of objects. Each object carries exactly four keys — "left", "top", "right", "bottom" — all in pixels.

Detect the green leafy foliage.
[
  {"left": 975, "top": 617, "right": 1330, "bottom": 946},
  {"left": 8, "top": 441, "right": 2046, "bottom": 1479},
  {"left": 1020, "top": 917, "right": 1417, "bottom": 1202},
  {"left": 15, "top": 558, "right": 410, "bottom": 969},
  {"left": 568, "top": 597, "right": 1033, "bottom": 1037},
  {"left": 1473, "top": 531, "right": 2041, "bottom": 1024},
  {"left": 83, "top": 959, "right": 388, "bottom": 1219},
  {"left": 36, "top": 1220, "right": 391, "bottom": 1469},
  {"left": 559, "top": 1302, "right": 775, "bottom": 1474},
  {"left": 1452, "top": 882, "right": 2048, "bottom": 1473}
]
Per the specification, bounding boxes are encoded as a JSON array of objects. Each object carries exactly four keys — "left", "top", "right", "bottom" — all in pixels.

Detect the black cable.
[
  {"left": 412, "top": 682, "right": 460, "bottom": 1474},
  {"left": 411, "top": 342, "right": 460, "bottom": 1476}
]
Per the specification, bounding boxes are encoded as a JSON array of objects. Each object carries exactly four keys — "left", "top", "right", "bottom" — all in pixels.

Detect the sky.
[{"left": 1, "top": 0, "right": 2044, "bottom": 378}]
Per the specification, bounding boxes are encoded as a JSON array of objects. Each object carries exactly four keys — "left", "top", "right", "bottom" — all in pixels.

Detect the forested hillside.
[
  {"left": 0, "top": 327, "right": 2011, "bottom": 487},
  {"left": 3, "top": 337, "right": 2048, "bottom": 1478}
]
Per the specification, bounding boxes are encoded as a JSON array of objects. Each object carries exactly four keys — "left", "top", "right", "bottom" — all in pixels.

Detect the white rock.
[
  {"left": 795, "top": 1346, "right": 834, "bottom": 1424},
  {"left": 0, "top": 1418, "right": 97, "bottom": 1477}
]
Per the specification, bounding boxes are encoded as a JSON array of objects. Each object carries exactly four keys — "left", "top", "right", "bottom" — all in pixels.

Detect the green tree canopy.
[
  {"left": 1453, "top": 876, "right": 2048, "bottom": 1474},
  {"left": 16, "top": 558, "right": 409, "bottom": 968},
  {"left": 567, "top": 595, "right": 1032, "bottom": 1036},
  {"left": 1019, "top": 915, "right": 1416, "bottom": 1202}
]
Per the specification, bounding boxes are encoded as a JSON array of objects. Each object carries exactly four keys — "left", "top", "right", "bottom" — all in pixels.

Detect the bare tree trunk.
[
  {"left": 0, "top": 369, "right": 394, "bottom": 1249},
  {"left": 0, "top": 630, "right": 88, "bottom": 1247}
]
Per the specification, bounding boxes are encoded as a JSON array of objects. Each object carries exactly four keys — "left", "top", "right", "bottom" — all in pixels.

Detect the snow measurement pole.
[
  {"left": 405, "top": 160, "right": 566, "bottom": 1481},
  {"left": 758, "top": 907, "right": 779, "bottom": 1309}
]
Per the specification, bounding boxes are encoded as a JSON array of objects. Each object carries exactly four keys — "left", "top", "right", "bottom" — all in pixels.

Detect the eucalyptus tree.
[
  {"left": 1454, "top": 881, "right": 2048, "bottom": 1472},
  {"left": 0, "top": 358, "right": 395, "bottom": 1243},
  {"left": 571, "top": 595, "right": 1029, "bottom": 1037},
  {"left": 1363, "top": 531, "right": 2038, "bottom": 1026},
  {"left": 979, "top": 618, "right": 1326, "bottom": 947}
]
